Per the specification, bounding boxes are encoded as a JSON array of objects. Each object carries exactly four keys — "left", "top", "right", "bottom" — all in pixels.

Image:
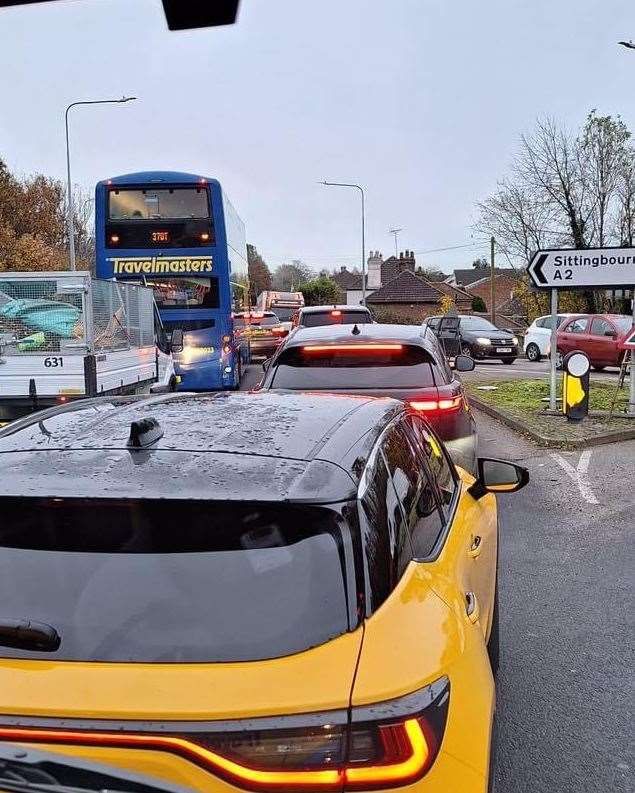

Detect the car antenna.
[{"left": 352, "top": 324, "right": 361, "bottom": 335}]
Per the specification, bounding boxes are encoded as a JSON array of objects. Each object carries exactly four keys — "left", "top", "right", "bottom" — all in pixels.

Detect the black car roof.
[
  {"left": 0, "top": 392, "right": 402, "bottom": 503},
  {"left": 283, "top": 322, "right": 437, "bottom": 348}
]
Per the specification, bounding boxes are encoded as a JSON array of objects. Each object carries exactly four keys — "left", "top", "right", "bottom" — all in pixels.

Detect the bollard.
[{"left": 562, "top": 350, "right": 590, "bottom": 422}]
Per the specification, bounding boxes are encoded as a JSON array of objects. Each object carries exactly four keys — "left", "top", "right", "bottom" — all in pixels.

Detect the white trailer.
[{"left": 0, "top": 271, "right": 175, "bottom": 420}]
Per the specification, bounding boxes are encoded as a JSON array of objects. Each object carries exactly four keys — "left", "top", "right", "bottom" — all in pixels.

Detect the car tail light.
[
  {"left": 409, "top": 396, "right": 462, "bottom": 413},
  {"left": 0, "top": 680, "right": 448, "bottom": 792},
  {"left": 303, "top": 344, "right": 403, "bottom": 353},
  {"left": 272, "top": 326, "right": 288, "bottom": 336},
  {"left": 223, "top": 344, "right": 232, "bottom": 355},
  {"left": 222, "top": 334, "right": 232, "bottom": 343},
  {"left": 330, "top": 310, "right": 342, "bottom": 317}
]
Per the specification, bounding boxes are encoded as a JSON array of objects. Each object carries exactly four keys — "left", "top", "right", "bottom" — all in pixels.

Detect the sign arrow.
[
  {"left": 619, "top": 327, "right": 635, "bottom": 350},
  {"left": 527, "top": 247, "right": 635, "bottom": 289}
]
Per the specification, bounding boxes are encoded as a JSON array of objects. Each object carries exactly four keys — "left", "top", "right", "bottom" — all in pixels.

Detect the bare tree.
[
  {"left": 616, "top": 146, "right": 635, "bottom": 246},
  {"left": 477, "top": 112, "right": 634, "bottom": 313}
]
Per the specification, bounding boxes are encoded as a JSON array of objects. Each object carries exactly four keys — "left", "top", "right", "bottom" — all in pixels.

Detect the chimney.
[
  {"left": 340, "top": 266, "right": 346, "bottom": 273},
  {"left": 367, "top": 250, "right": 383, "bottom": 289}
]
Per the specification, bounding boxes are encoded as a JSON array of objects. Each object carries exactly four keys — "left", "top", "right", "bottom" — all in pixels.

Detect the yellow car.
[{"left": 0, "top": 390, "right": 528, "bottom": 792}]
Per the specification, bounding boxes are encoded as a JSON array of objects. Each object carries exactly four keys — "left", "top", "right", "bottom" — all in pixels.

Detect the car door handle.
[
  {"left": 465, "top": 592, "right": 480, "bottom": 624},
  {"left": 468, "top": 535, "right": 483, "bottom": 558}
]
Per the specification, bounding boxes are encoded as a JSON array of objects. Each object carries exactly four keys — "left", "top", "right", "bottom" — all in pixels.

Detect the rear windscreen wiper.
[{"left": 0, "top": 618, "right": 60, "bottom": 651}]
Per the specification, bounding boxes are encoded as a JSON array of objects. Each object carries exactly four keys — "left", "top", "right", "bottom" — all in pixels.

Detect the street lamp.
[
  {"left": 321, "top": 181, "right": 366, "bottom": 304},
  {"left": 65, "top": 96, "right": 137, "bottom": 270}
]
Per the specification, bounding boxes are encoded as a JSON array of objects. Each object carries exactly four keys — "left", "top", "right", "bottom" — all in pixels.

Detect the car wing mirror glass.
[
  {"left": 170, "top": 329, "right": 184, "bottom": 353},
  {"left": 468, "top": 457, "right": 529, "bottom": 500},
  {"left": 604, "top": 329, "right": 617, "bottom": 337},
  {"left": 454, "top": 354, "right": 475, "bottom": 372}
]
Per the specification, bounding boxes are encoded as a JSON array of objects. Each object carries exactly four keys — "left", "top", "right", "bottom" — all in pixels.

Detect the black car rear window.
[
  {"left": 0, "top": 498, "right": 350, "bottom": 663},
  {"left": 302, "top": 311, "right": 372, "bottom": 327},
  {"left": 270, "top": 344, "right": 436, "bottom": 389}
]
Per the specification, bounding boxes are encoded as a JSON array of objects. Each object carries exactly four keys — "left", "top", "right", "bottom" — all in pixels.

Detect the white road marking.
[{"left": 550, "top": 450, "right": 599, "bottom": 505}]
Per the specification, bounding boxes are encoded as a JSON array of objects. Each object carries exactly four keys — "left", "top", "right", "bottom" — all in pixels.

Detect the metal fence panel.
[
  {"left": 0, "top": 276, "right": 86, "bottom": 354},
  {"left": 91, "top": 280, "right": 155, "bottom": 352}
]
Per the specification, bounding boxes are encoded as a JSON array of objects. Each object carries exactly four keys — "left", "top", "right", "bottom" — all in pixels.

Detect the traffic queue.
[{"left": 0, "top": 302, "right": 529, "bottom": 793}]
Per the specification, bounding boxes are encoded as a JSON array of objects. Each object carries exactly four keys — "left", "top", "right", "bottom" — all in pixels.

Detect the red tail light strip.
[
  {"left": 302, "top": 344, "right": 403, "bottom": 353},
  {"left": 0, "top": 720, "right": 429, "bottom": 791}
]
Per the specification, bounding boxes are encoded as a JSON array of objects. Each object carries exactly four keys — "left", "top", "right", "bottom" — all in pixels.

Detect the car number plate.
[{"left": 496, "top": 347, "right": 512, "bottom": 353}]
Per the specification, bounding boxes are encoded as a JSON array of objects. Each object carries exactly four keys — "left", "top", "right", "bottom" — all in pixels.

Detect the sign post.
[{"left": 527, "top": 246, "right": 635, "bottom": 415}]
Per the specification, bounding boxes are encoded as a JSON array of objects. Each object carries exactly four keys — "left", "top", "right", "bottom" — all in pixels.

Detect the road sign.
[
  {"left": 619, "top": 327, "right": 635, "bottom": 350},
  {"left": 527, "top": 247, "right": 635, "bottom": 289}
]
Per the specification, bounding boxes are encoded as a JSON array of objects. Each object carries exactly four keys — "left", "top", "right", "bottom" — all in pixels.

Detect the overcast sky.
[{"left": 1, "top": 0, "right": 633, "bottom": 274}]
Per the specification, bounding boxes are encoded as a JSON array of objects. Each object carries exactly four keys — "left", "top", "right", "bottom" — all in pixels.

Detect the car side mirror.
[
  {"left": 454, "top": 354, "right": 475, "bottom": 372},
  {"left": 262, "top": 358, "right": 272, "bottom": 373},
  {"left": 604, "top": 329, "right": 617, "bottom": 338},
  {"left": 468, "top": 457, "right": 529, "bottom": 500},
  {"left": 170, "top": 329, "right": 184, "bottom": 353}
]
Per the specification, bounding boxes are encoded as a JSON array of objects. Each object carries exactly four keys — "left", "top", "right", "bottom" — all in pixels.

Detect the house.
[
  {"left": 468, "top": 272, "right": 521, "bottom": 312},
  {"left": 445, "top": 267, "right": 514, "bottom": 288},
  {"left": 366, "top": 270, "right": 445, "bottom": 323},
  {"left": 429, "top": 282, "right": 473, "bottom": 311},
  {"left": 331, "top": 266, "right": 368, "bottom": 305}
]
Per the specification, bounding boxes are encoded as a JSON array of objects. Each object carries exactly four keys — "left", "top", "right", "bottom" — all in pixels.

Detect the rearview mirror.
[
  {"left": 454, "top": 354, "right": 475, "bottom": 372},
  {"left": 170, "top": 329, "right": 184, "bottom": 353},
  {"left": 468, "top": 457, "right": 529, "bottom": 500},
  {"left": 604, "top": 329, "right": 617, "bottom": 338}
]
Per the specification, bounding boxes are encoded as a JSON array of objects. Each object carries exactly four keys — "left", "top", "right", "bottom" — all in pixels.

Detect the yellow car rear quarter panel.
[{"left": 352, "top": 563, "right": 494, "bottom": 782}]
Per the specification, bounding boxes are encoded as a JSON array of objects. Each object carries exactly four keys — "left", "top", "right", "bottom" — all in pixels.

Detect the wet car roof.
[
  {"left": 0, "top": 391, "right": 402, "bottom": 502},
  {"left": 284, "top": 322, "right": 435, "bottom": 347}
]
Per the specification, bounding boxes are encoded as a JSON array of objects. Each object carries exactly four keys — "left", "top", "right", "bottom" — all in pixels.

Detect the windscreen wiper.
[{"left": 0, "top": 619, "right": 60, "bottom": 652}]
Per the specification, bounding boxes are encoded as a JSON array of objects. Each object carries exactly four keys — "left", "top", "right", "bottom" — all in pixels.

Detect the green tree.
[
  {"left": 247, "top": 244, "right": 272, "bottom": 303},
  {"left": 272, "top": 260, "right": 312, "bottom": 291},
  {"left": 300, "top": 276, "right": 341, "bottom": 306},
  {"left": 471, "top": 295, "right": 487, "bottom": 312}
]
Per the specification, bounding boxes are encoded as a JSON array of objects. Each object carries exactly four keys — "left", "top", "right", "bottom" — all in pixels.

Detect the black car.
[
  {"left": 259, "top": 323, "right": 478, "bottom": 473},
  {"left": 424, "top": 315, "right": 519, "bottom": 364},
  {"left": 293, "top": 304, "right": 374, "bottom": 328}
]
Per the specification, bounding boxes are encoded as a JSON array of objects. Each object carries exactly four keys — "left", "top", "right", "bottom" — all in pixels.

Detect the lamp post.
[
  {"left": 65, "top": 96, "right": 137, "bottom": 270},
  {"left": 321, "top": 181, "right": 366, "bottom": 304}
]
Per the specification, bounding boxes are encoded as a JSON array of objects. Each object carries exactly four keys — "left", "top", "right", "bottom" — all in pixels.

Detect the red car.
[{"left": 556, "top": 313, "right": 634, "bottom": 371}]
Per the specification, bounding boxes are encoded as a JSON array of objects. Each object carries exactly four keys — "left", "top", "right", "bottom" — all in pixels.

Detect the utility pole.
[
  {"left": 389, "top": 228, "right": 403, "bottom": 259},
  {"left": 490, "top": 236, "right": 496, "bottom": 325}
]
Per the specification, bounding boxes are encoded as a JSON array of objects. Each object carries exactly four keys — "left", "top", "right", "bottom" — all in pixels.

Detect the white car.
[{"left": 523, "top": 313, "right": 576, "bottom": 362}]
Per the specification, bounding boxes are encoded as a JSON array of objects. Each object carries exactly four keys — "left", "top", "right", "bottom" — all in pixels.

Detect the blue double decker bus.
[{"left": 95, "top": 171, "right": 248, "bottom": 390}]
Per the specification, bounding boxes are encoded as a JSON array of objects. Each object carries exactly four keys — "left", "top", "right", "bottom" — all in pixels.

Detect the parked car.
[
  {"left": 523, "top": 313, "right": 576, "bottom": 362},
  {"left": 556, "top": 313, "right": 634, "bottom": 370},
  {"left": 424, "top": 315, "right": 519, "bottom": 364},
  {"left": 292, "top": 304, "right": 374, "bottom": 328},
  {"left": 0, "top": 390, "right": 527, "bottom": 793},
  {"left": 233, "top": 310, "right": 288, "bottom": 357},
  {"left": 259, "top": 322, "right": 478, "bottom": 473}
]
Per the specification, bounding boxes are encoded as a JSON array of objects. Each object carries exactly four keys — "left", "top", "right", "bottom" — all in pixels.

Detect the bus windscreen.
[{"left": 109, "top": 188, "right": 210, "bottom": 220}]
